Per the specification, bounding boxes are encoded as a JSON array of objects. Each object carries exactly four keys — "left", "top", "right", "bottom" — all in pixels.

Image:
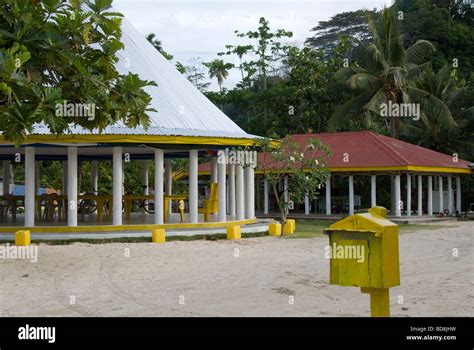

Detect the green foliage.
[
  {"left": 203, "top": 59, "right": 233, "bottom": 91},
  {"left": 0, "top": 0, "right": 156, "bottom": 144}
]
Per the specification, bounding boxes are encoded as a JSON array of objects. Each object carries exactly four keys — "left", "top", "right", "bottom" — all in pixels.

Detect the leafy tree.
[
  {"left": 327, "top": 7, "right": 450, "bottom": 138},
  {"left": 259, "top": 136, "right": 331, "bottom": 231},
  {"left": 184, "top": 58, "right": 210, "bottom": 92},
  {"left": 218, "top": 44, "right": 253, "bottom": 81},
  {"left": 204, "top": 59, "right": 233, "bottom": 91},
  {"left": 0, "top": 0, "right": 156, "bottom": 144}
]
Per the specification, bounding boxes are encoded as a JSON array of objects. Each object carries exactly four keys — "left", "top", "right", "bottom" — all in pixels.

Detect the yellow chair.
[{"left": 198, "top": 183, "right": 218, "bottom": 222}]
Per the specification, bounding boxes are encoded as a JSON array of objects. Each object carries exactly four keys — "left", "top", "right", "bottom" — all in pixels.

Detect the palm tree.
[
  {"left": 328, "top": 7, "right": 452, "bottom": 138},
  {"left": 401, "top": 66, "right": 474, "bottom": 159},
  {"left": 146, "top": 33, "right": 163, "bottom": 52},
  {"left": 204, "top": 59, "right": 233, "bottom": 91}
]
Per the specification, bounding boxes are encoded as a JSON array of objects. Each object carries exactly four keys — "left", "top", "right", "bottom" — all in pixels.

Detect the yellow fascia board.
[
  {"left": 0, "top": 135, "right": 259, "bottom": 147},
  {"left": 0, "top": 218, "right": 257, "bottom": 234}
]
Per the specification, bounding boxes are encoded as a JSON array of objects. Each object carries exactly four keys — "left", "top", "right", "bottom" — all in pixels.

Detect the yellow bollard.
[
  {"left": 226, "top": 225, "right": 241, "bottom": 240},
  {"left": 283, "top": 219, "right": 296, "bottom": 235},
  {"left": 268, "top": 223, "right": 282, "bottom": 236},
  {"left": 15, "top": 230, "right": 31, "bottom": 246},
  {"left": 152, "top": 228, "right": 166, "bottom": 243}
]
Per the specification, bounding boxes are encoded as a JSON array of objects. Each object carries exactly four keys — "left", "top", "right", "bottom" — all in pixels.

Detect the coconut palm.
[
  {"left": 400, "top": 66, "right": 474, "bottom": 159},
  {"left": 328, "top": 7, "right": 454, "bottom": 138},
  {"left": 204, "top": 59, "right": 233, "bottom": 91},
  {"left": 146, "top": 33, "right": 163, "bottom": 52}
]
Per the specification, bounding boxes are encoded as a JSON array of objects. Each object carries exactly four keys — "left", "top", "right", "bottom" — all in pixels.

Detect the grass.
[{"left": 287, "top": 219, "right": 336, "bottom": 239}]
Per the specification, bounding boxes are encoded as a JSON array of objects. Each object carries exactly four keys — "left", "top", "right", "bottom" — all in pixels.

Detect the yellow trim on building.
[
  {"left": 0, "top": 218, "right": 257, "bottom": 234},
  {"left": 0, "top": 134, "right": 261, "bottom": 147}
]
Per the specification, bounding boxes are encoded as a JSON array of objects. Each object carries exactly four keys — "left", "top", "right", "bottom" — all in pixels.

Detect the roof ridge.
[{"left": 365, "top": 131, "right": 409, "bottom": 166}]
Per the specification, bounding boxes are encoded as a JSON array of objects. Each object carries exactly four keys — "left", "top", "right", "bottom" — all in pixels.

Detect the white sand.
[{"left": 0, "top": 222, "right": 472, "bottom": 317}]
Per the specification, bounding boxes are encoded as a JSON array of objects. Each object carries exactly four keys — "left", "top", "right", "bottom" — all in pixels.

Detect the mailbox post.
[{"left": 324, "top": 206, "right": 400, "bottom": 317}]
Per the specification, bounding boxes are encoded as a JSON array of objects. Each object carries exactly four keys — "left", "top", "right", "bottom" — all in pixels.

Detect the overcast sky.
[{"left": 112, "top": 0, "right": 392, "bottom": 90}]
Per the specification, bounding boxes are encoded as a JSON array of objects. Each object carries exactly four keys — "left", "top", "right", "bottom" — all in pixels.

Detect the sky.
[{"left": 112, "top": 0, "right": 393, "bottom": 90}]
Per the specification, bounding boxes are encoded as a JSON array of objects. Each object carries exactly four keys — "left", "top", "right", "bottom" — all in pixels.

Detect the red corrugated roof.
[{"left": 198, "top": 131, "right": 472, "bottom": 172}]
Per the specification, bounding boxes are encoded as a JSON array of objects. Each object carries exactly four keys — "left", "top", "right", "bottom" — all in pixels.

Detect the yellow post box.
[{"left": 324, "top": 206, "right": 400, "bottom": 317}]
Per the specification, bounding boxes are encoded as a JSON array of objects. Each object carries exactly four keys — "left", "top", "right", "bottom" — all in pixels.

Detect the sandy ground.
[{"left": 0, "top": 222, "right": 472, "bottom": 317}]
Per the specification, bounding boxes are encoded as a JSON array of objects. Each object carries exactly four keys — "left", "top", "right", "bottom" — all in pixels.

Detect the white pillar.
[
  {"left": 210, "top": 157, "right": 218, "bottom": 183},
  {"left": 370, "top": 175, "right": 376, "bottom": 208},
  {"left": 67, "top": 147, "right": 78, "bottom": 226},
  {"left": 236, "top": 163, "right": 245, "bottom": 220},
  {"left": 91, "top": 160, "right": 99, "bottom": 194},
  {"left": 447, "top": 175, "right": 453, "bottom": 215},
  {"left": 188, "top": 150, "right": 198, "bottom": 223},
  {"left": 228, "top": 163, "right": 235, "bottom": 217},
  {"left": 428, "top": 176, "right": 433, "bottom": 216},
  {"left": 438, "top": 176, "right": 443, "bottom": 214},
  {"left": 217, "top": 152, "right": 226, "bottom": 222},
  {"left": 348, "top": 175, "right": 354, "bottom": 215},
  {"left": 35, "top": 161, "right": 40, "bottom": 195},
  {"left": 417, "top": 175, "right": 423, "bottom": 216},
  {"left": 165, "top": 159, "right": 172, "bottom": 214},
  {"left": 325, "top": 175, "right": 331, "bottom": 216},
  {"left": 245, "top": 166, "right": 255, "bottom": 219},
  {"left": 406, "top": 174, "right": 411, "bottom": 216},
  {"left": 263, "top": 178, "right": 269, "bottom": 215},
  {"left": 112, "top": 147, "right": 123, "bottom": 225},
  {"left": 3, "top": 161, "right": 10, "bottom": 195},
  {"left": 395, "top": 174, "right": 401, "bottom": 217},
  {"left": 456, "top": 177, "right": 461, "bottom": 213},
  {"left": 25, "top": 147, "right": 35, "bottom": 227},
  {"left": 62, "top": 161, "right": 68, "bottom": 195},
  {"left": 283, "top": 175, "right": 288, "bottom": 204},
  {"left": 154, "top": 150, "right": 164, "bottom": 224},
  {"left": 304, "top": 193, "right": 310, "bottom": 215}
]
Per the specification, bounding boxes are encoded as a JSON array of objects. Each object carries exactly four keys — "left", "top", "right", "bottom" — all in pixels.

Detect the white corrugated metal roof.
[{"left": 31, "top": 14, "right": 253, "bottom": 140}]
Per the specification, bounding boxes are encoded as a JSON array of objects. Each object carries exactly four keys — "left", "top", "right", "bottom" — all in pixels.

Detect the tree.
[
  {"left": 175, "top": 61, "right": 186, "bottom": 74},
  {"left": 204, "top": 59, "right": 233, "bottom": 91},
  {"left": 259, "top": 136, "right": 331, "bottom": 232},
  {"left": 305, "top": 9, "right": 377, "bottom": 54},
  {"left": 218, "top": 44, "right": 253, "bottom": 81},
  {"left": 0, "top": 0, "right": 156, "bottom": 144},
  {"left": 146, "top": 32, "right": 173, "bottom": 60},
  {"left": 327, "top": 7, "right": 450, "bottom": 138}
]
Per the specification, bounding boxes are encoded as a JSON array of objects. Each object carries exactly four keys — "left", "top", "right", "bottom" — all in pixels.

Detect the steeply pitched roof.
[{"left": 31, "top": 16, "right": 254, "bottom": 140}]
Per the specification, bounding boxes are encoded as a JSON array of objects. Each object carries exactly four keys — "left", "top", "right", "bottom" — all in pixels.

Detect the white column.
[
  {"left": 34, "top": 161, "right": 40, "bottom": 195},
  {"left": 304, "top": 193, "right": 310, "bottom": 215},
  {"left": 447, "top": 175, "right": 453, "bottom": 215},
  {"left": 67, "top": 147, "right": 78, "bottom": 226},
  {"left": 25, "top": 147, "right": 35, "bottom": 227},
  {"left": 165, "top": 159, "right": 172, "bottom": 214},
  {"left": 217, "top": 152, "right": 226, "bottom": 222},
  {"left": 348, "top": 175, "right": 354, "bottom": 215},
  {"left": 228, "top": 163, "right": 235, "bottom": 217},
  {"left": 245, "top": 166, "right": 255, "bottom": 219},
  {"left": 406, "top": 174, "right": 411, "bottom": 216},
  {"left": 62, "top": 161, "right": 68, "bottom": 195},
  {"left": 428, "top": 176, "right": 433, "bottom": 216},
  {"left": 283, "top": 175, "right": 288, "bottom": 204},
  {"left": 456, "top": 177, "right": 461, "bottom": 213},
  {"left": 112, "top": 147, "right": 123, "bottom": 226},
  {"left": 325, "top": 175, "right": 331, "bottom": 216},
  {"left": 370, "top": 175, "right": 376, "bottom": 208},
  {"left": 438, "top": 176, "right": 443, "bottom": 214},
  {"left": 263, "top": 178, "right": 269, "bottom": 215},
  {"left": 3, "top": 161, "right": 10, "bottom": 195},
  {"left": 210, "top": 157, "right": 218, "bottom": 183},
  {"left": 417, "top": 175, "right": 423, "bottom": 216},
  {"left": 91, "top": 160, "right": 99, "bottom": 195},
  {"left": 236, "top": 163, "right": 245, "bottom": 220},
  {"left": 154, "top": 149, "right": 164, "bottom": 224},
  {"left": 188, "top": 150, "right": 198, "bottom": 223},
  {"left": 395, "top": 174, "right": 401, "bottom": 217}
]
